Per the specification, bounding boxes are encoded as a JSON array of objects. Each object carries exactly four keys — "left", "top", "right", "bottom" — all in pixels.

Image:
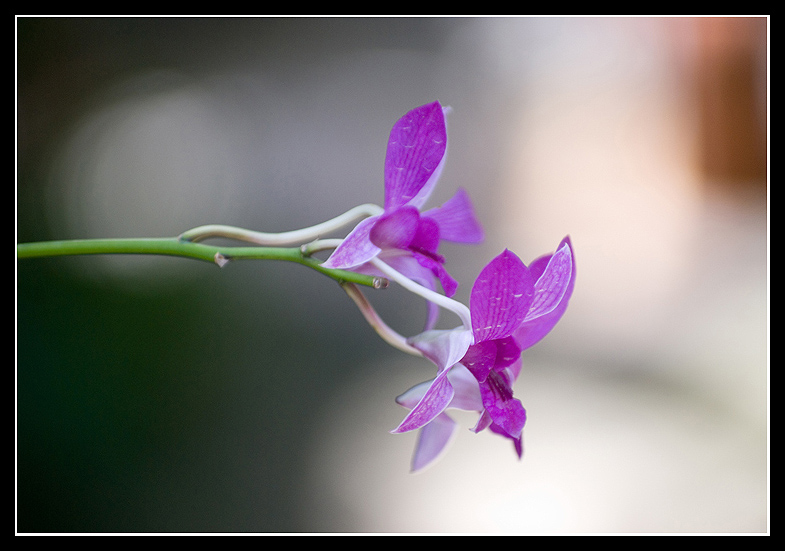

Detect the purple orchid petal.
[
  {"left": 493, "top": 335, "right": 522, "bottom": 369},
  {"left": 396, "top": 364, "right": 482, "bottom": 413},
  {"left": 422, "top": 188, "right": 484, "bottom": 244},
  {"left": 506, "top": 356, "right": 523, "bottom": 382},
  {"left": 514, "top": 236, "right": 576, "bottom": 350},
  {"left": 472, "top": 409, "right": 493, "bottom": 434},
  {"left": 460, "top": 340, "right": 498, "bottom": 383},
  {"left": 412, "top": 252, "right": 458, "bottom": 297},
  {"left": 409, "top": 215, "right": 441, "bottom": 255},
  {"left": 515, "top": 303, "right": 568, "bottom": 352},
  {"left": 391, "top": 367, "right": 455, "bottom": 433},
  {"left": 470, "top": 360, "right": 522, "bottom": 435},
  {"left": 470, "top": 249, "right": 535, "bottom": 343},
  {"left": 396, "top": 365, "right": 481, "bottom": 470},
  {"left": 395, "top": 378, "right": 432, "bottom": 409},
  {"left": 410, "top": 413, "right": 458, "bottom": 472},
  {"left": 384, "top": 101, "right": 447, "bottom": 211},
  {"left": 445, "top": 364, "right": 484, "bottom": 411},
  {"left": 322, "top": 215, "right": 381, "bottom": 269},
  {"left": 407, "top": 327, "right": 473, "bottom": 372},
  {"left": 523, "top": 239, "right": 574, "bottom": 322},
  {"left": 369, "top": 206, "right": 420, "bottom": 250},
  {"left": 527, "top": 252, "right": 551, "bottom": 282},
  {"left": 479, "top": 370, "right": 527, "bottom": 439}
]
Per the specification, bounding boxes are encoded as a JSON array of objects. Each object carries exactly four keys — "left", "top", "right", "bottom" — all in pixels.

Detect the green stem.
[{"left": 16, "top": 237, "right": 386, "bottom": 288}]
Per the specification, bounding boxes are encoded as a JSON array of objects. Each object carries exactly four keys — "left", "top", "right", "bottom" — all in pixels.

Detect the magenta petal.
[
  {"left": 506, "top": 356, "right": 523, "bottom": 382},
  {"left": 523, "top": 239, "right": 573, "bottom": 322},
  {"left": 396, "top": 364, "right": 482, "bottom": 415},
  {"left": 384, "top": 101, "right": 447, "bottom": 211},
  {"left": 479, "top": 370, "right": 527, "bottom": 439},
  {"left": 493, "top": 336, "right": 522, "bottom": 369},
  {"left": 395, "top": 379, "right": 432, "bottom": 409},
  {"left": 410, "top": 413, "right": 458, "bottom": 472},
  {"left": 445, "top": 364, "right": 483, "bottom": 411},
  {"left": 391, "top": 368, "right": 455, "bottom": 433},
  {"left": 460, "top": 340, "right": 498, "bottom": 383},
  {"left": 369, "top": 206, "right": 420, "bottom": 250},
  {"left": 409, "top": 215, "right": 441, "bottom": 255},
  {"left": 321, "top": 215, "right": 381, "bottom": 269},
  {"left": 514, "top": 314, "right": 562, "bottom": 352},
  {"left": 422, "top": 188, "right": 484, "bottom": 244},
  {"left": 514, "top": 236, "right": 576, "bottom": 350},
  {"left": 471, "top": 409, "right": 493, "bottom": 434},
  {"left": 470, "top": 249, "right": 535, "bottom": 343},
  {"left": 413, "top": 253, "right": 458, "bottom": 297},
  {"left": 527, "top": 253, "right": 551, "bottom": 283}
]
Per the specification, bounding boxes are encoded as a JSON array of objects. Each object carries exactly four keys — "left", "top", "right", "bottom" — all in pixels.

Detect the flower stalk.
[
  {"left": 340, "top": 282, "right": 422, "bottom": 356},
  {"left": 16, "top": 236, "right": 383, "bottom": 288}
]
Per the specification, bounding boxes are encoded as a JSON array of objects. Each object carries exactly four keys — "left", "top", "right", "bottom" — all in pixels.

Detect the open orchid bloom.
[
  {"left": 322, "top": 101, "right": 483, "bottom": 305},
  {"left": 393, "top": 237, "right": 575, "bottom": 472}
]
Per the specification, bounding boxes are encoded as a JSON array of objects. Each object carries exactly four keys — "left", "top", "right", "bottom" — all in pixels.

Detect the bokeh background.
[{"left": 16, "top": 17, "right": 768, "bottom": 533}]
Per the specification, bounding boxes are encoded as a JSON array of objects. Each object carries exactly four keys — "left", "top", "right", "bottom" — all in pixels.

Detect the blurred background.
[{"left": 16, "top": 17, "right": 768, "bottom": 533}]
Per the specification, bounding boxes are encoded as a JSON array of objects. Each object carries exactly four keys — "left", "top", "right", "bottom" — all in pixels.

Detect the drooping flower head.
[
  {"left": 393, "top": 237, "right": 575, "bottom": 471},
  {"left": 322, "top": 101, "right": 483, "bottom": 304}
]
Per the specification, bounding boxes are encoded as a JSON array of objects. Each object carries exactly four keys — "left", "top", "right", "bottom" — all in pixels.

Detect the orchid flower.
[
  {"left": 393, "top": 237, "right": 575, "bottom": 472},
  {"left": 321, "top": 101, "right": 484, "bottom": 309}
]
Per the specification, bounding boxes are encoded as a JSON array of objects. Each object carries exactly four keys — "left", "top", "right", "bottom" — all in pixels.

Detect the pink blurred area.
[{"left": 303, "top": 17, "right": 768, "bottom": 533}]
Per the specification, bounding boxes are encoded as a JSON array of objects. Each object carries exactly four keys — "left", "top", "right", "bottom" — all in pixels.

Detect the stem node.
[
  {"left": 373, "top": 277, "right": 389, "bottom": 289},
  {"left": 214, "top": 252, "right": 230, "bottom": 268}
]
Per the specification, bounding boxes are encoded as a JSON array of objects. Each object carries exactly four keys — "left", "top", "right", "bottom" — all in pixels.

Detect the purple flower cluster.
[
  {"left": 329, "top": 101, "right": 575, "bottom": 471},
  {"left": 396, "top": 240, "right": 574, "bottom": 471}
]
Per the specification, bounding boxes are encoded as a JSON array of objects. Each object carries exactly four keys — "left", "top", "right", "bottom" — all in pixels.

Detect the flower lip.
[{"left": 368, "top": 206, "right": 420, "bottom": 250}]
